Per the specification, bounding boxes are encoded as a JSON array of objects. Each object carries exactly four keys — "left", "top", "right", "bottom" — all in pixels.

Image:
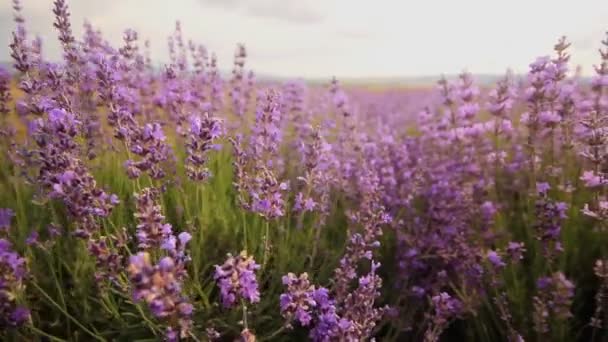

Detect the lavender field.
[{"left": 1, "top": 0, "right": 608, "bottom": 341}]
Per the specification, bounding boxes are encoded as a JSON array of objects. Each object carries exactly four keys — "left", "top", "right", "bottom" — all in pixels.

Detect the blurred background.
[{"left": 1, "top": 0, "right": 608, "bottom": 81}]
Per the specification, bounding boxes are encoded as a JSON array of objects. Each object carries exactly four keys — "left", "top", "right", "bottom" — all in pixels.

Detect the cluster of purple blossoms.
[
  {"left": 53, "top": 0, "right": 77, "bottom": 64},
  {"left": 161, "top": 231, "right": 192, "bottom": 282},
  {"left": 333, "top": 167, "right": 391, "bottom": 302},
  {"left": 281, "top": 80, "right": 310, "bottom": 151},
  {"left": 9, "top": 0, "right": 29, "bottom": 74},
  {"left": 293, "top": 125, "right": 332, "bottom": 225},
  {"left": 156, "top": 64, "right": 191, "bottom": 137},
  {"left": 0, "top": 67, "right": 11, "bottom": 119},
  {"left": 230, "top": 134, "right": 249, "bottom": 210},
  {"left": 506, "top": 241, "right": 527, "bottom": 263},
  {"left": 0, "top": 239, "right": 30, "bottom": 328},
  {"left": 31, "top": 108, "right": 122, "bottom": 282},
  {"left": 0, "top": 66, "right": 18, "bottom": 167},
  {"left": 534, "top": 182, "right": 568, "bottom": 262},
  {"left": 436, "top": 74, "right": 475, "bottom": 132},
  {"left": 125, "top": 123, "right": 171, "bottom": 180},
  {"left": 423, "top": 292, "right": 463, "bottom": 342},
  {"left": 339, "top": 260, "right": 387, "bottom": 340},
  {"left": 283, "top": 267, "right": 386, "bottom": 341},
  {"left": 94, "top": 42, "right": 173, "bottom": 180},
  {"left": 249, "top": 168, "right": 289, "bottom": 219},
  {"left": 249, "top": 90, "right": 283, "bottom": 165},
  {"left": 307, "top": 288, "right": 351, "bottom": 341},
  {"left": 279, "top": 274, "right": 355, "bottom": 341},
  {"left": 487, "top": 71, "right": 517, "bottom": 159},
  {"left": 282, "top": 80, "right": 306, "bottom": 115},
  {"left": 0, "top": 209, "right": 15, "bottom": 232},
  {"left": 533, "top": 272, "right": 574, "bottom": 334},
  {"left": 214, "top": 251, "right": 261, "bottom": 308},
  {"left": 127, "top": 252, "right": 193, "bottom": 341},
  {"left": 188, "top": 40, "right": 208, "bottom": 100},
  {"left": 185, "top": 113, "right": 223, "bottom": 182},
  {"left": 10, "top": 2, "right": 57, "bottom": 119},
  {"left": 591, "top": 259, "right": 608, "bottom": 328},
  {"left": 279, "top": 166, "right": 389, "bottom": 341},
  {"left": 229, "top": 44, "right": 248, "bottom": 119},
  {"left": 52, "top": 0, "right": 80, "bottom": 100},
  {"left": 488, "top": 71, "right": 517, "bottom": 119},
  {"left": 94, "top": 55, "right": 136, "bottom": 130},
  {"left": 232, "top": 90, "right": 289, "bottom": 219},
  {"left": 207, "top": 53, "right": 223, "bottom": 114},
  {"left": 49, "top": 167, "right": 119, "bottom": 222},
  {"left": 484, "top": 245, "right": 525, "bottom": 340},
  {"left": 454, "top": 71, "right": 481, "bottom": 124},
  {"left": 280, "top": 273, "right": 318, "bottom": 327},
  {"left": 521, "top": 38, "right": 572, "bottom": 172},
  {"left": 32, "top": 107, "right": 80, "bottom": 173},
  {"left": 388, "top": 69, "right": 508, "bottom": 337},
  {"left": 329, "top": 76, "right": 350, "bottom": 118},
  {"left": 134, "top": 187, "right": 174, "bottom": 250},
  {"left": 32, "top": 108, "right": 118, "bottom": 236},
  {"left": 580, "top": 32, "right": 608, "bottom": 227},
  {"left": 487, "top": 249, "right": 507, "bottom": 270},
  {"left": 87, "top": 233, "right": 126, "bottom": 284}
]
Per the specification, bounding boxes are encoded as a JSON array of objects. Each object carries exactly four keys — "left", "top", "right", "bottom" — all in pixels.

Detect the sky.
[{"left": 0, "top": 0, "right": 607, "bottom": 79}]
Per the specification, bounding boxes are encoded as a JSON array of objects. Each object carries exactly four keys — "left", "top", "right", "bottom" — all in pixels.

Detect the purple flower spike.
[
  {"left": 214, "top": 251, "right": 260, "bottom": 308},
  {"left": 127, "top": 252, "right": 193, "bottom": 339}
]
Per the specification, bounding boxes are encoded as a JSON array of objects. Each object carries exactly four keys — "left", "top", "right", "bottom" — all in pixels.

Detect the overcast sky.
[{"left": 1, "top": 0, "right": 607, "bottom": 78}]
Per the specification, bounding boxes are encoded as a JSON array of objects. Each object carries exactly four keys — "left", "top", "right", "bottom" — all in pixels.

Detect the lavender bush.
[{"left": 0, "top": 1, "right": 608, "bottom": 341}]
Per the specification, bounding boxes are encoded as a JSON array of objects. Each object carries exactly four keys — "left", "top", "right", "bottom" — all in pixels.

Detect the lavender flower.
[
  {"left": 487, "top": 250, "right": 506, "bottom": 269},
  {"left": 534, "top": 182, "right": 567, "bottom": 262},
  {"left": 591, "top": 259, "right": 608, "bottom": 329},
  {"left": 127, "top": 252, "right": 193, "bottom": 340},
  {"left": 9, "top": 0, "right": 30, "bottom": 75},
  {"left": 0, "top": 209, "right": 15, "bottom": 232},
  {"left": 161, "top": 231, "right": 192, "bottom": 282},
  {"left": 0, "top": 239, "right": 30, "bottom": 327},
  {"left": 506, "top": 242, "right": 526, "bottom": 263},
  {"left": 185, "top": 113, "right": 222, "bottom": 181},
  {"left": 87, "top": 234, "right": 126, "bottom": 284},
  {"left": 32, "top": 108, "right": 118, "bottom": 236},
  {"left": 134, "top": 187, "right": 173, "bottom": 250},
  {"left": 424, "top": 292, "right": 462, "bottom": 342},
  {"left": 294, "top": 125, "right": 332, "bottom": 226},
  {"left": 208, "top": 53, "right": 223, "bottom": 114},
  {"left": 52, "top": 0, "right": 79, "bottom": 88},
  {"left": 339, "top": 260, "right": 387, "bottom": 340},
  {"left": 232, "top": 90, "right": 289, "bottom": 219},
  {"left": 125, "top": 123, "right": 171, "bottom": 179},
  {"left": 0, "top": 67, "right": 11, "bottom": 117},
  {"left": 230, "top": 44, "right": 247, "bottom": 118},
  {"left": 533, "top": 272, "right": 574, "bottom": 334},
  {"left": 333, "top": 167, "right": 390, "bottom": 302},
  {"left": 214, "top": 251, "right": 260, "bottom": 308},
  {"left": 579, "top": 32, "right": 608, "bottom": 226},
  {"left": 307, "top": 287, "right": 351, "bottom": 342},
  {"left": 280, "top": 273, "right": 317, "bottom": 327},
  {"left": 128, "top": 252, "right": 193, "bottom": 341}
]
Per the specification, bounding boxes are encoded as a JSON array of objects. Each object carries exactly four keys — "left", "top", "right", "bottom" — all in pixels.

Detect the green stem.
[
  {"left": 242, "top": 302, "right": 249, "bottom": 330},
  {"left": 242, "top": 211, "right": 248, "bottom": 252},
  {"left": 262, "top": 219, "right": 270, "bottom": 269},
  {"left": 28, "top": 325, "right": 68, "bottom": 342},
  {"left": 31, "top": 281, "right": 105, "bottom": 342},
  {"left": 49, "top": 255, "right": 71, "bottom": 333},
  {"left": 260, "top": 325, "right": 288, "bottom": 341}
]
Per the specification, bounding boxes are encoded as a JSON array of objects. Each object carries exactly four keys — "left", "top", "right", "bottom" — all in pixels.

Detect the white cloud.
[
  {"left": 198, "top": 0, "right": 327, "bottom": 23},
  {"left": 0, "top": 0, "right": 606, "bottom": 78}
]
